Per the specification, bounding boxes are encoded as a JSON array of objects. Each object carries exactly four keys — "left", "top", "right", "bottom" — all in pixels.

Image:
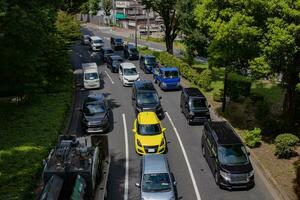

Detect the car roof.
[
  {"left": 85, "top": 93, "right": 105, "bottom": 103},
  {"left": 143, "top": 154, "right": 168, "bottom": 174},
  {"left": 207, "top": 121, "right": 242, "bottom": 145},
  {"left": 137, "top": 112, "right": 159, "bottom": 125},
  {"left": 160, "top": 67, "right": 178, "bottom": 71},
  {"left": 90, "top": 36, "right": 102, "bottom": 40},
  {"left": 109, "top": 55, "right": 122, "bottom": 60},
  {"left": 134, "top": 80, "right": 155, "bottom": 91},
  {"left": 121, "top": 62, "right": 136, "bottom": 69},
  {"left": 143, "top": 55, "right": 155, "bottom": 59},
  {"left": 183, "top": 88, "right": 205, "bottom": 98},
  {"left": 112, "top": 36, "right": 122, "bottom": 40}
]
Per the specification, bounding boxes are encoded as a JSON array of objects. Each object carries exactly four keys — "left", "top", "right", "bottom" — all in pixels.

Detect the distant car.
[
  {"left": 110, "top": 37, "right": 124, "bottom": 50},
  {"left": 140, "top": 55, "right": 158, "bottom": 74},
  {"left": 89, "top": 36, "right": 104, "bottom": 51},
  {"left": 124, "top": 44, "right": 139, "bottom": 60},
  {"left": 132, "top": 80, "right": 164, "bottom": 118},
  {"left": 82, "top": 62, "right": 100, "bottom": 89},
  {"left": 201, "top": 121, "right": 255, "bottom": 189},
  {"left": 136, "top": 154, "right": 177, "bottom": 200},
  {"left": 180, "top": 88, "right": 211, "bottom": 124},
  {"left": 153, "top": 67, "right": 180, "bottom": 90},
  {"left": 81, "top": 93, "right": 111, "bottom": 134},
  {"left": 119, "top": 62, "right": 140, "bottom": 86},
  {"left": 107, "top": 55, "right": 123, "bottom": 73},
  {"left": 133, "top": 112, "right": 166, "bottom": 155},
  {"left": 81, "top": 35, "right": 90, "bottom": 45},
  {"left": 100, "top": 47, "right": 114, "bottom": 63}
]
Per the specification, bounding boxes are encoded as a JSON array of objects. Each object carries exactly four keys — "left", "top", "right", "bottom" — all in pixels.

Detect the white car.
[
  {"left": 82, "top": 63, "right": 100, "bottom": 89},
  {"left": 119, "top": 62, "right": 140, "bottom": 86},
  {"left": 89, "top": 36, "right": 104, "bottom": 51}
]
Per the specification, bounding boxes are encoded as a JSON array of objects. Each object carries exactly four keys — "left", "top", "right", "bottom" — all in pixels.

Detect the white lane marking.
[
  {"left": 165, "top": 112, "right": 202, "bottom": 200},
  {"left": 104, "top": 70, "right": 115, "bottom": 84},
  {"left": 122, "top": 114, "right": 129, "bottom": 200}
]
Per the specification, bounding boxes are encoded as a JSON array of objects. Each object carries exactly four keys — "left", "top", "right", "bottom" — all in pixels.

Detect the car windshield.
[
  {"left": 94, "top": 39, "right": 103, "bottom": 44},
  {"left": 138, "top": 123, "right": 161, "bottom": 135},
  {"left": 112, "top": 60, "right": 121, "bottom": 65},
  {"left": 105, "top": 50, "right": 114, "bottom": 54},
  {"left": 190, "top": 98, "right": 207, "bottom": 110},
  {"left": 137, "top": 92, "right": 159, "bottom": 105},
  {"left": 84, "top": 73, "right": 98, "bottom": 80},
  {"left": 164, "top": 70, "right": 178, "bottom": 78},
  {"left": 142, "top": 173, "right": 171, "bottom": 192},
  {"left": 124, "top": 68, "right": 138, "bottom": 75},
  {"left": 115, "top": 38, "right": 123, "bottom": 43},
  {"left": 145, "top": 58, "right": 156, "bottom": 65},
  {"left": 218, "top": 145, "right": 249, "bottom": 166},
  {"left": 130, "top": 48, "right": 138, "bottom": 53},
  {"left": 84, "top": 104, "right": 106, "bottom": 116}
]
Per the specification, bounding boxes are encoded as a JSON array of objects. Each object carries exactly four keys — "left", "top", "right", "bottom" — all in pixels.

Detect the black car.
[
  {"left": 81, "top": 93, "right": 110, "bottom": 134},
  {"left": 139, "top": 55, "right": 158, "bottom": 74},
  {"left": 124, "top": 44, "right": 139, "bottom": 60},
  {"left": 100, "top": 47, "right": 114, "bottom": 63},
  {"left": 107, "top": 55, "right": 123, "bottom": 73},
  {"left": 132, "top": 80, "right": 164, "bottom": 118},
  {"left": 180, "top": 88, "right": 211, "bottom": 124},
  {"left": 110, "top": 37, "right": 124, "bottom": 50},
  {"left": 201, "top": 121, "right": 254, "bottom": 189}
]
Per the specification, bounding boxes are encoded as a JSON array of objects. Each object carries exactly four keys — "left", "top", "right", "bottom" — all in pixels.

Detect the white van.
[
  {"left": 89, "top": 36, "right": 104, "bottom": 51},
  {"left": 82, "top": 63, "right": 100, "bottom": 89},
  {"left": 119, "top": 62, "right": 140, "bottom": 86}
]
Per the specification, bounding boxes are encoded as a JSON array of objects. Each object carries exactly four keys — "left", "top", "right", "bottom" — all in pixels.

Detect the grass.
[
  {"left": 0, "top": 91, "right": 72, "bottom": 199},
  {"left": 140, "top": 36, "right": 187, "bottom": 52}
]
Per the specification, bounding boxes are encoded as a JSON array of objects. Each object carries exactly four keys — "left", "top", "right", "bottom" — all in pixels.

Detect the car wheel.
[
  {"left": 154, "top": 78, "right": 157, "bottom": 84},
  {"left": 215, "top": 171, "right": 220, "bottom": 186},
  {"left": 202, "top": 145, "right": 206, "bottom": 157}
]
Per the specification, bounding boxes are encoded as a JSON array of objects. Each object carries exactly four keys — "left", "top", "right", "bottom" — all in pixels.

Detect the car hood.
[
  {"left": 124, "top": 74, "right": 139, "bottom": 81},
  {"left": 136, "top": 133, "right": 164, "bottom": 146},
  {"left": 84, "top": 112, "right": 107, "bottom": 122},
  {"left": 141, "top": 190, "right": 174, "bottom": 200},
  {"left": 220, "top": 162, "right": 253, "bottom": 174}
]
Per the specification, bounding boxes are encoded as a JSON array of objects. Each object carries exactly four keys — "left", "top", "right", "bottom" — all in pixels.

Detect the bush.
[
  {"left": 226, "top": 72, "right": 252, "bottom": 101},
  {"left": 197, "top": 69, "right": 212, "bottom": 91},
  {"left": 213, "top": 89, "right": 223, "bottom": 102},
  {"left": 243, "top": 128, "right": 262, "bottom": 148},
  {"left": 275, "top": 133, "right": 299, "bottom": 159}
]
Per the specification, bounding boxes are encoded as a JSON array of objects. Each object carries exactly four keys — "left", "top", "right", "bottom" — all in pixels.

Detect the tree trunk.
[
  {"left": 282, "top": 71, "right": 298, "bottom": 126},
  {"left": 166, "top": 38, "right": 174, "bottom": 54}
]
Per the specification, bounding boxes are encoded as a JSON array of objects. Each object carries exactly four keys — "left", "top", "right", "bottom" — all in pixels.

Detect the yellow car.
[{"left": 133, "top": 111, "right": 166, "bottom": 155}]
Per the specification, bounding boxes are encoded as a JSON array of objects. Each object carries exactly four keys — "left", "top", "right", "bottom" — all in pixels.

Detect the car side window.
[{"left": 211, "top": 142, "right": 217, "bottom": 158}]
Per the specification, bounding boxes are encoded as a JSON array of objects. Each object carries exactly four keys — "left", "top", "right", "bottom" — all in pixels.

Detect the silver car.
[{"left": 136, "top": 154, "right": 177, "bottom": 200}]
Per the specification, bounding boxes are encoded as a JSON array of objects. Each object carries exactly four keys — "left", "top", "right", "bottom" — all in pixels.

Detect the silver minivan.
[{"left": 136, "top": 154, "right": 177, "bottom": 200}]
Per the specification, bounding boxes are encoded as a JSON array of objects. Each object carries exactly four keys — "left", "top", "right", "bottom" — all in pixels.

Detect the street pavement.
[{"left": 68, "top": 26, "right": 276, "bottom": 200}]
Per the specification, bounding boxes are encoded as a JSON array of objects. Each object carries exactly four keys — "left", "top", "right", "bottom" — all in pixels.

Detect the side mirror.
[
  {"left": 135, "top": 183, "right": 140, "bottom": 188},
  {"left": 159, "top": 96, "right": 162, "bottom": 99},
  {"left": 208, "top": 105, "right": 211, "bottom": 108},
  {"left": 162, "top": 128, "right": 166, "bottom": 132},
  {"left": 173, "top": 181, "right": 177, "bottom": 186},
  {"left": 247, "top": 151, "right": 250, "bottom": 156}
]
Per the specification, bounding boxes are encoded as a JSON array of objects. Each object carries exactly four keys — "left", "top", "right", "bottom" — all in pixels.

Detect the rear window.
[
  {"left": 142, "top": 173, "right": 171, "bottom": 192},
  {"left": 164, "top": 70, "right": 178, "bottom": 78},
  {"left": 115, "top": 38, "right": 123, "bottom": 43},
  {"left": 84, "top": 73, "right": 98, "bottom": 80}
]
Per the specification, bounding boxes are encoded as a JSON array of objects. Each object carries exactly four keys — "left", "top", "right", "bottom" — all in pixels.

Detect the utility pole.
[
  {"left": 146, "top": 9, "right": 150, "bottom": 39},
  {"left": 134, "top": 1, "right": 138, "bottom": 47}
]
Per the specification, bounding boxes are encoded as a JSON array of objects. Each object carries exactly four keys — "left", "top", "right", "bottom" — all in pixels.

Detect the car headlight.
[
  {"left": 160, "top": 138, "right": 165, "bottom": 146},
  {"left": 124, "top": 77, "right": 129, "bottom": 81},
  {"left": 248, "top": 170, "right": 254, "bottom": 178},
  {"left": 136, "top": 106, "right": 143, "bottom": 112},
  {"left": 162, "top": 82, "right": 167, "bottom": 86},
  {"left": 137, "top": 139, "right": 142, "bottom": 147},
  {"left": 220, "top": 170, "right": 231, "bottom": 181}
]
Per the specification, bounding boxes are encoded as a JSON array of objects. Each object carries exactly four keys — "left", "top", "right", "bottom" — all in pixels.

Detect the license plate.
[{"left": 148, "top": 148, "right": 155, "bottom": 153}]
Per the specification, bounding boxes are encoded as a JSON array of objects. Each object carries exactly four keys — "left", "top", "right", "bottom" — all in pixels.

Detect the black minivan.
[
  {"left": 139, "top": 55, "right": 158, "bottom": 74},
  {"left": 132, "top": 80, "right": 164, "bottom": 118},
  {"left": 110, "top": 37, "right": 124, "bottom": 50},
  {"left": 201, "top": 121, "right": 255, "bottom": 189},
  {"left": 180, "top": 88, "right": 211, "bottom": 124}
]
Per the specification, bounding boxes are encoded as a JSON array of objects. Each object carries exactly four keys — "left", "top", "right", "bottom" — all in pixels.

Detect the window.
[
  {"left": 84, "top": 103, "right": 106, "bottom": 116},
  {"left": 84, "top": 73, "right": 98, "bottom": 80},
  {"left": 218, "top": 145, "right": 249, "bottom": 165},
  {"left": 190, "top": 98, "right": 207, "bottom": 110},
  {"left": 142, "top": 173, "right": 171, "bottom": 192},
  {"left": 94, "top": 39, "right": 103, "bottom": 44},
  {"left": 138, "top": 123, "right": 161, "bottom": 135},
  {"left": 124, "top": 68, "right": 138, "bottom": 76},
  {"left": 137, "top": 92, "right": 159, "bottom": 105},
  {"left": 164, "top": 71, "right": 178, "bottom": 78},
  {"left": 145, "top": 58, "right": 156, "bottom": 65}
]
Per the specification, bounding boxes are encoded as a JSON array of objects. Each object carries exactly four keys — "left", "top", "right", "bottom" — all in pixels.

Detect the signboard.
[
  {"left": 128, "top": 21, "right": 136, "bottom": 26},
  {"left": 115, "top": 1, "right": 130, "bottom": 8}
]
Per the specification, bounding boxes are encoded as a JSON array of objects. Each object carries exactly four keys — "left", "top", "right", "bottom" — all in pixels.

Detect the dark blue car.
[{"left": 153, "top": 67, "right": 180, "bottom": 90}]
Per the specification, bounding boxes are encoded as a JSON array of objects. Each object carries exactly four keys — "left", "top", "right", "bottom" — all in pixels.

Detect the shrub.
[
  {"left": 226, "top": 72, "right": 252, "bottom": 101},
  {"left": 275, "top": 133, "right": 299, "bottom": 159},
  {"left": 213, "top": 89, "right": 223, "bottom": 102},
  {"left": 243, "top": 128, "right": 262, "bottom": 148},
  {"left": 197, "top": 69, "right": 212, "bottom": 91}
]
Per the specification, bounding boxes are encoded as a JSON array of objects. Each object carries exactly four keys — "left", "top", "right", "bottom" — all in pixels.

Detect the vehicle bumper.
[
  {"left": 92, "top": 46, "right": 102, "bottom": 51},
  {"left": 160, "top": 83, "right": 180, "bottom": 90},
  {"left": 188, "top": 116, "right": 210, "bottom": 124},
  {"left": 85, "top": 123, "right": 109, "bottom": 134},
  {"left": 136, "top": 107, "right": 164, "bottom": 118},
  {"left": 84, "top": 83, "right": 100, "bottom": 89},
  {"left": 135, "top": 144, "right": 166, "bottom": 155},
  {"left": 219, "top": 176, "right": 255, "bottom": 190},
  {"left": 123, "top": 79, "right": 137, "bottom": 86}
]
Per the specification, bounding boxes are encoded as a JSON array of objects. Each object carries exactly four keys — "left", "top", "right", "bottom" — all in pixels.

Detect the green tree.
[
  {"left": 142, "top": 0, "right": 181, "bottom": 54},
  {"left": 103, "top": 0, "right": 112, "bottom": 25},
  {"left": 80, "top": 0, "right": 101, "bottom": 22}
]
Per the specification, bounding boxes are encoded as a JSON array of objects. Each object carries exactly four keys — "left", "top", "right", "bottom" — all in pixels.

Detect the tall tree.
[
  {"left": 142, "top": 0, "right": 181, "bottom": 54},
  {"left": 103, "top": 0, "right": 112, "bottom": 25}
]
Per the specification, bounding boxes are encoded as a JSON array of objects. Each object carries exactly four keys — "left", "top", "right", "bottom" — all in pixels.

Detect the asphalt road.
[{"left": 68, "top": 27, "right": 276, "bottom": 200}]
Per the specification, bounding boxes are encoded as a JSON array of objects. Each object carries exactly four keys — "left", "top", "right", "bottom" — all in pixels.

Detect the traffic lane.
[
  {"left": 70, "top": 41, "right": 127, "bottom": 199},
  {"left": 131, "top": 63, "right": 273, "bottom": 199}
]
